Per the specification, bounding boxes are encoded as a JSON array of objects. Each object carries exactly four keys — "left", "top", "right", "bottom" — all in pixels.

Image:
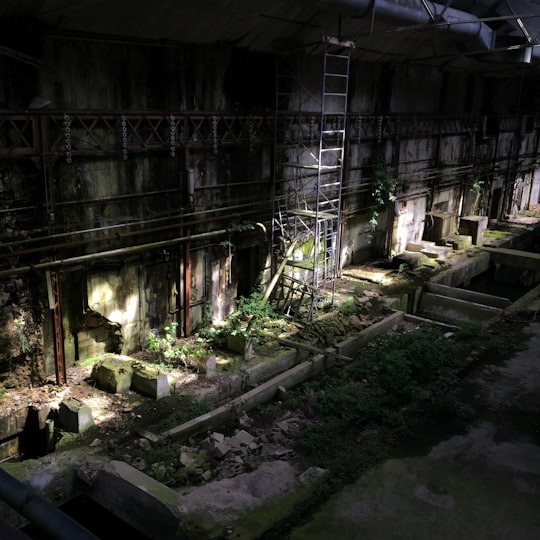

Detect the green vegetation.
[
  {"left": 14, "top": 320, "right": 31, "bottom": 354},
  {"left": 296, "top": 326, "right": 471, "bottom": 460},
  {"left": 262, "top": 318, "right": 528, "bottom": 537},
  {"left": 146, "top": 322, "right": 213, "bottom": 371},
  {"left": 368, "top": 153, "right": 397, "bottom": 236},
  {"left": 262, "top": 325, "right": 473, "bottom": 537}
]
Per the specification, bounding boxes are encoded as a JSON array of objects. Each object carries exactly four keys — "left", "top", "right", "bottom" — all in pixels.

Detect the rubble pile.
[{"left": 118, "top": 411, "right": 307, "bottom": 487}]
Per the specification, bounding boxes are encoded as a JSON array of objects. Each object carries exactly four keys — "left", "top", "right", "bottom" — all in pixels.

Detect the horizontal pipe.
[
  {"left": 0, "top": 229, "right": 229, "bottom": 279},
  {"left": 55, "top": 187, "right": 180, "bottom": 208},
  {"left": 0, "top": 200, "right": 270, "bottom": 259},
  {"left": 324, "top": 0, "right": 495, "bottom": 50},
  {"left": 0, "top": 468, "right": 98, "bottom": 540}
]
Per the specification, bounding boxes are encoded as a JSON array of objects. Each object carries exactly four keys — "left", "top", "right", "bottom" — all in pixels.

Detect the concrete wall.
[{"left": 1, "top": 29, "right": 540, "bottom": 381}]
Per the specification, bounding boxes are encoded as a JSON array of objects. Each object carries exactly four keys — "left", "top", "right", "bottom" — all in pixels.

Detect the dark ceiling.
[{"left": 1, "top": 0, "right": 540, "bottom": 75}]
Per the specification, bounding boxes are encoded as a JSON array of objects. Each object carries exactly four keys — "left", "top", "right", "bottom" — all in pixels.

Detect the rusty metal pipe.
[
  {"left": 0, "top": 229, "right": 229, "bottom": 279},
  {"left": 0, "top": 201, "right": 270, "bottom": 258}
]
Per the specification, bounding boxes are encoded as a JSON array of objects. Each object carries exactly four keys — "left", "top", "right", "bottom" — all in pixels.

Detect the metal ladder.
[
  {"left": 270, "top": 39, "right": 351, "bottom": 319},
  {"left": 312, "top": 40, "right": 351, "bottom": 298}
]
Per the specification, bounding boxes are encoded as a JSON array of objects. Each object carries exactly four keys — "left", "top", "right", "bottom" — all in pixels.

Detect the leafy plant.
[
  {"left": 14, "top": 320, "right": 31, "bottom": 354},
  {"left": 469, "top": 177, "right": 488, "bottom": 215},
  {"left": 227, "top": 288, "right": 282, "bottom": 340},
  {"left": 146, "top": 322, "right": 213, "bottom": 371},
  {"left": 294, "top": 325, "right": 472, "bottom": 458},
  {"left": 368, "top": 153, "right": 397, "bottom": 236}
]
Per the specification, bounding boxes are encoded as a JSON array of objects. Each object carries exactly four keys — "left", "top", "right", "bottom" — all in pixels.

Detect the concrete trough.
[
  {"left": 418, "top": 292, "right": 502, "bottom": 325},
  {"left": 425, "top": 282, "right": 511, "bottom": 309},
  {"left": 335, "top": 310, "right": 404, "bottom": 358},
  {"left": 481, "top": 246, "right": 540, "bottom": 271},
  {"left": 154, "top": 351, "right": 335, "bottom": 444},
  {"left": 144, "top": 311, "right": 406, "bottom": 445},
  {"left": 78, "top": 460, "right": 183, "bottom": 540}
]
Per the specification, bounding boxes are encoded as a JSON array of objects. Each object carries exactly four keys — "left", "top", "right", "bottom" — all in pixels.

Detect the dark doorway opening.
[
  {"left": 490, "top": 188, "right": 502, "bottom": 220},
  {"left": 235, "top": 246, "right": 263, "bottom": 298}
]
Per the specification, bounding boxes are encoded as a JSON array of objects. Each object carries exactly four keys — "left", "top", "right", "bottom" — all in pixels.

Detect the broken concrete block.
[
  {"left": 213, "top": 442, "right": 232, "bottom": 459},
  {"left": 131, "top": 367, "right": 169, "bottom": 399},
  {"left": 211, "top": 432, "right": 225, "bottom": 443},
  {"left": 58, "top": 397, "right": 94, "bottom": 433},
  {"left": 91, "top": 356, "right": 133, "bottom": 394},
  {"left": 277, "top": 385, "right": 287, "bottom": 400},
  {"left": 27, "top": 404, "right": 51, "bottom": 430},
  {"left": 232, "top": 429, "right": 255, "bottom": 446},
  {"left": 180, "top": 450, "right": 204, "bottom": 468},
  {"left": 205, "top": 355, "right": 217, "bottom": 377},
  {"left": 298, "top": 466, "right": 327, "bottom": 484},
  {"left": 405, "top": 241, "right": 426, "bottom": 252}
]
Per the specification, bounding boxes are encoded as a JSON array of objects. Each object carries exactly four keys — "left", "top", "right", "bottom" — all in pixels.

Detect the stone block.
[
  {"left": 0, "top": 407, "right": 27, "bottom": 440},
  {"left": 132, "top": 368, "right": 169, "bottom": 400},
  {"left": 232, "top": 429, "right": 255, "bottom": 446},
  {"left": 205, "top": 355, "right": 217, "bottom": 377},
  {"left": 91, "top": 356, "right": 133, "bottom": 394},
  {"left": 58, "top": 398, "right": 94, "bottom": 433},
  {"left": 405, "top": 241, "right": 427, "bottom": 252},
  {"left": 423, "top": 211, "right": 456, "bottom": 241},
  {"left": 442, "top": 234, "right": 473, "bottom": 250},
  {"left": 459, "top": 215, "right": 489, "bottom": 246}
]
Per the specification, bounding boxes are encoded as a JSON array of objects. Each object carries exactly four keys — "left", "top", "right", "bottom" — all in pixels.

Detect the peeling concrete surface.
[{"left": 291, "top": 318, "right": 540, "bottom": 540}]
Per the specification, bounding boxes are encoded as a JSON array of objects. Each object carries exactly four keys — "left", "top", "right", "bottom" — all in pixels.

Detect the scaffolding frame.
[{"left": 271, "top": 37, "right": 352, "bottom": 319}]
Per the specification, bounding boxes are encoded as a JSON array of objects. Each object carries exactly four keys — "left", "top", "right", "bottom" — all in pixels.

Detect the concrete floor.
[{"left": 291, "top": 300, "right": 540, "bottom": 539}]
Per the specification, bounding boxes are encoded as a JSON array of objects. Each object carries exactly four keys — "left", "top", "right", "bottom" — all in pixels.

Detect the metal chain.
[
  {"left": 169, "top": 114, "right": 176, "bottom": 158},
  {"left": 211, "top": 115, "right": 218, "bottom": 155},
  {"left": 63, "top": 114, "right": 72, "bottom": 164},
  {"left": 120, "top": 114, "right": 128, "bottom": 160}
]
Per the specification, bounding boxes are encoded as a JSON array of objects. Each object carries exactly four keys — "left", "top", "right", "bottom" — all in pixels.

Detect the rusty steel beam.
[
  {"left": 39, "top": 115, "right": 67, "bottom": 386},
  {"left": 48, "top": 270, "right": 67, "bottom": 386}
]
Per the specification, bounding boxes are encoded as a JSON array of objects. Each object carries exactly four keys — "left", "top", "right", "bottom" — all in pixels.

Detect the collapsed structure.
[{"left": 1, "top": 0, "right": 540, "bottom": 388}]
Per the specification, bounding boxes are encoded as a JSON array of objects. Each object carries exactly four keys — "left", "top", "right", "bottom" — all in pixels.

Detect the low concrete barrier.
[
  {"left": 156, "top": 351, "right": 334, "bottom": 443},
  {"left": 145, "top": 311, "right": 407, "bottom": 444},
  {"left": 418, "top": 292, "right": 502, "bottom": 325},
  {"left": 425, "top": 282, "right": 511, "bottom": 309},
  {"left": 335, "top": 311, "right": 404, "bottom": 357},
  {"left": 481, "top": 246, "right": 540, "bottom": 271}
]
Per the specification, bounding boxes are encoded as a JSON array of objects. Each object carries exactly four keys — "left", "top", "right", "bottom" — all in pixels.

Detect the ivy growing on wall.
[
  {"left": 368, "top": 153, "right": 397, "bottom": 235},
  {"left": 469, "top": 177, "right": 488, "bottom": 215}
]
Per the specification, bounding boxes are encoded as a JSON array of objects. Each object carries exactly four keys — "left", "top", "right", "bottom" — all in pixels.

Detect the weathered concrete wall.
[{"left": 1, "top": 26, "right": 540, "bottom": 384}]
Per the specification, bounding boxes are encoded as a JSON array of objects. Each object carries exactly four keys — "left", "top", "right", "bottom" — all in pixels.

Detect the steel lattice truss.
[{"left": 0, "top": 111, "right": 530, "bottom": 162}]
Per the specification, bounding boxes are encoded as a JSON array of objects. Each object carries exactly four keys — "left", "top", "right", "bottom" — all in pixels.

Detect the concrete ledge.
[
  {"left": 80, "top": 460, "right": 183, "bottom": 539},
  {"left": 132, "top": 368, "right": 170, "bottom": 400},
  {"left": 498, "top": 282, "right": 540, "bottom": 319},
  {"left": 481, "top": 246, "right": 540, "bottom": 271},
  {"left": 431, "top": 250, "right": 490, "bottom": 287},
  {"left": 425, "top": 282, "right": 511, "bottom": 309},
  {"left": 157, "top": 352, "right": 334, "bottom": 443},
  {"left": 335, "top": 311, "right": 404, "bottom": 357},
  {"left": 418, "top": 292, "right": 502, "bottom": 325},
  {"left": 0, "top": 408, "right": 27, "bottom": 442},
  {"left": 403, "top": 313, "right": 458, "bottom": 329}
]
